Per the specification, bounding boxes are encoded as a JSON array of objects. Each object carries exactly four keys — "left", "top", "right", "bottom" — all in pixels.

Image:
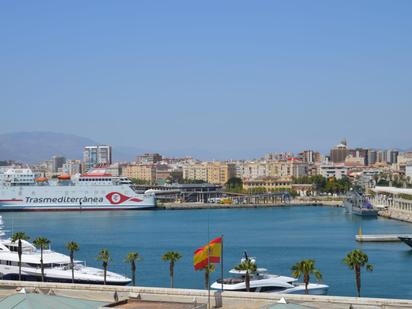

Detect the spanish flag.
[{"left": 193, "top": 237, "right": 222, "bottom": 270}]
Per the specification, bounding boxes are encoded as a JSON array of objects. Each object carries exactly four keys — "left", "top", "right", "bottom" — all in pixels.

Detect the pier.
[{"left": 355, "top": 234, "right": 412, "bottom": 242}]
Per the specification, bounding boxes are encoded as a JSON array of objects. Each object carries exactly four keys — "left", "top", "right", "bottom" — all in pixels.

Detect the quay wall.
[
  {"left": 0, "top": 281, "right": 411, "bottom": 309},
  {"left": 379, "top": 209, "right": 412, "bottom": 223},
  {"left": 159, "top": 200, "right": 343, "bottom": 210}
]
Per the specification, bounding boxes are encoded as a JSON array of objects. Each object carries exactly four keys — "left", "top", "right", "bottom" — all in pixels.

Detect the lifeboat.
[
  {"left": 57, "top": 174, "right": 71, "bottom": 180},
  {"left": 35, "top": 177, "right": 48, "bottom": 182}
]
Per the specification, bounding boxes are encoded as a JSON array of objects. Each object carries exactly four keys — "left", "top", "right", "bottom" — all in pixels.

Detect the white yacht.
[
  {"left": 0, "top": 218, "right": 131, "bottom": 285},
  {"left": 211, "top": 258, "right": 328, "bottom": 295}
]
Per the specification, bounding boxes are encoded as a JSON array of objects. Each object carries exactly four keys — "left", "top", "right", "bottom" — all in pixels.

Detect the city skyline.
[
  {"left": 1, "top": 1, "right": 412, "bottom": 159},
  {"left": 0, "top": 130, "right": 409, "bottom": 163}
]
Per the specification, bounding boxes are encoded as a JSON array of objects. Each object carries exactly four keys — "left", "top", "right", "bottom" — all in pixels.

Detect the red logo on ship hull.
[{"left": 106, "top": 192, "right": 142, "bottom": 205}]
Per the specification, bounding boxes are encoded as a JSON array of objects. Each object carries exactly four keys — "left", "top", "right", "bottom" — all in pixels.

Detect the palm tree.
[
  {"left": 343, "top": 249, "right": 373, "bottom": 297},
  {"left": 125, "top": 252, "right": 141, "bottom": 286},
  {"left": 234, "top": 257, "right": 257, "bottom": 292},
  {"left": 65, "top": 241, "right": 80, "bottom": 283},
  {"left": 291, "top": 259, "right": 322, "bottom": 294},
  {"left": 32, "top": 237, "right": 51, "bottom": 282},
  {"left": 97, "top": 249, "right": 111, "bottom": 285},
  {"left": 11, "top": 232, "right": 30, "bottom": 281},
  {"left": 199, "top": 263, "right": 215, "bottom": 289},
  {"left": 161, "top": 251, "right": 182, "bottom": 288}
]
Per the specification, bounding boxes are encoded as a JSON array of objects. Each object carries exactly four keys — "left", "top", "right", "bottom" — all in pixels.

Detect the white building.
[
  {"left": 238, "top": 162, "right": 267, "bottom": 180},
  {"left": 83, "top": 145, "right": 112, "bottom": 171},
  {"left": 406, "top": 164, "right": 412, "bottom": 180},
  {"left": 319, "top": 165, "right": 349, "bottom": 179},
  {"left": 62, "top": 160, "right": 82, "bottom": 175}
]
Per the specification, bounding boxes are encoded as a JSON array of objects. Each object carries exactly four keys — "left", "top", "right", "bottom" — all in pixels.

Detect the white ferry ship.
[{"left": 0, "top": 167, "right": 156, "bottom": 211}]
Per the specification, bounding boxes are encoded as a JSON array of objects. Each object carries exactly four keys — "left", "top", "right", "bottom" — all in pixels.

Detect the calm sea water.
[{"left": 2, "top": 206, "right": 412, "bottom": 299}]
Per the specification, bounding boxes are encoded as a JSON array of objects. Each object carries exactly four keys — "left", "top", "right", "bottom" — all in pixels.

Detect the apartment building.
[
  {"left": 183, "top": 162, "right": 236, "bottom": 185},
  {"left": 122, "top": 164, "right": 156, "bottom": 184},
  {"left": 243, "top": 177, "right": 292, "bottom": 191}
]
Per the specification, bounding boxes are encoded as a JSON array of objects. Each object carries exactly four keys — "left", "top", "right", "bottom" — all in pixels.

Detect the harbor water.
[{"left": 2, "top": 206, "right": 412, "bottom": 299}]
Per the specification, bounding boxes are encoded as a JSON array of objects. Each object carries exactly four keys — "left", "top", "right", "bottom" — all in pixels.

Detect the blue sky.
[{"left": 1, "top": 1, "right": 411, "bottom": 159}]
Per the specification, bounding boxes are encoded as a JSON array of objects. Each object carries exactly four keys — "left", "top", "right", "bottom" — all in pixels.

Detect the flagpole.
[
  {"left": 207, "top": 202, "right": 211, "bottom": 309},
  {"left": 221, "top": 234, "right": 224, "bottom": 292}
]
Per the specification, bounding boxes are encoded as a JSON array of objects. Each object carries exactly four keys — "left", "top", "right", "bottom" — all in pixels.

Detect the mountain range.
[
  {"left": 0, "top": 132, "right": 143, "bottom": 163},
  {"left": 1, "top": 131, "right": 409, "bottom": 164}
]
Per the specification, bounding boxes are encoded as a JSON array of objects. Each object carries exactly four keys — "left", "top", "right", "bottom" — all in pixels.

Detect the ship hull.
[
  {"left": 399, "top": 237, "right": 412, "bottom": 248},
  {"left": 1, "top": 273, "right": 130, "bottom": 285},
  {"left": 0, "top": 205, "right": 155, "bottom": 211},
  {"left": 0, "top": 184, "right": 156, "bottom": 211},
  {"left": 352, "top": 208, "right": 379, "bottom": 217}
]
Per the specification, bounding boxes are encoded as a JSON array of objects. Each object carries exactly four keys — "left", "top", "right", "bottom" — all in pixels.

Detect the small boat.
[
  {"left": 344, "top": 191, "right": 378, "bottom": 217},
  {"left": 210, "top": 257, "right": 328, "bottom": 295},
  {"left": 398, "top": 236, "right": 412, "bottom": 248}
]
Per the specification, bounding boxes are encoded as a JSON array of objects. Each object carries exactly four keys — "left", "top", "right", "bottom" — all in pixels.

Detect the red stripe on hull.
[{"left": 0, "top": 207, "right": 156, "bottom": 212}]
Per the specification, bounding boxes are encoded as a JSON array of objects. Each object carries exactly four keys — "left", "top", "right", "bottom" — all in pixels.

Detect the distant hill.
[
  {"left": 0, "top": 131, "right": 146, "bottom": 163},
  {"left": 0, "top": 132, "right": 96, "bottom": 163}
]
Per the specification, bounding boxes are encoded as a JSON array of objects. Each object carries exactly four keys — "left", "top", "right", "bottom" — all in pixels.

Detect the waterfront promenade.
[
  {"left": 159, "top": 199, "right": 343, "bottom": 210},
  {"left": 0, "top": 281, "right": 412, "bottom": 309}
]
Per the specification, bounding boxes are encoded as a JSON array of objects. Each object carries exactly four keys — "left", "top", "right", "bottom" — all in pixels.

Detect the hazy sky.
[{"left": 1, "top": 1, "right": 411, "bottom": 159}]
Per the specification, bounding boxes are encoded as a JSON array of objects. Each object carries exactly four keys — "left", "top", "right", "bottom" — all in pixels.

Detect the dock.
[{"left": 355, "top": 234, "right": 412, "bottom": 242}]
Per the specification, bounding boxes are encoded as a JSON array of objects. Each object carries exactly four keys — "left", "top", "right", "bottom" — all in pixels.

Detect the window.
[{"left": 259, "top": 286, "right": 285, "bottom": 292}]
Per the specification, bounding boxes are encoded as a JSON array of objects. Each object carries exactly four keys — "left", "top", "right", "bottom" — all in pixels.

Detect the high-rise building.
[
  {"left": 300, "top": 150, "right": 321, "bottom": 164},
  {"left": 51, "top": 156, "right": 66, "bottom": 173},
  {"left": 377, "top": 150, "right": 386, "bottom": 163},
  {"left": 368, "top": 150, "right": 377, "bottom": 166},
  {"left": 330, "top": 139, "right": 350, "bottom": 164},
  {"left": 83, "top": 145, "right": 112, "bottom": 171},
  {"left": 387, "top": 150, "right": 399, "bottom": 164},
  {"left": 350, "top": 148, "right": 369, "bottom": 166}
]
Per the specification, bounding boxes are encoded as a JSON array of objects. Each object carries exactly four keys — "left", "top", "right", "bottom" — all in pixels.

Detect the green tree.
[
  {"left": 65, "top": 241, "right": 80, "bottom": 283},
  {"left": 181, "top": 179, "right": 207, "bottom": 184},
  {"left": 130, "top": 178, "right": 150, "bottom": 185},
  {"left": 196, "top": 263, "right": 216, "bottom": 289},
  {"left": 33, "top": 237, "right": 51, "bottom": 282},
  {"left": 225, "top": 177, "right": 243, "bottom": 193},
  {"left": 161, "top": 251, "right": 182, "bottom": 288},
  {"left": 343, "top": 249, "right": 373, "bottom": 297},
  {"left": 337, "top": 176, "right": 352, "bottom": 193},
  {"left": 248, "top": 187, "right": 267, "bottom": 194},
  {"left": 234, "top": 258, "right": 257, "bottom": 292},
  {"left": 167, "top": 171, "right": 183, "bottom": 184},
  {"left": 97, "top": 249, "right": 111, "bottom": 285},
  {"left": 125, "top": 252, "right": 141, "bottom": 286},
  {"left": 291, "top": 259, "right": 322, "bottom": 294},
  {"left": 11, "top": 232, "right": 30, "bottom": 281}
]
